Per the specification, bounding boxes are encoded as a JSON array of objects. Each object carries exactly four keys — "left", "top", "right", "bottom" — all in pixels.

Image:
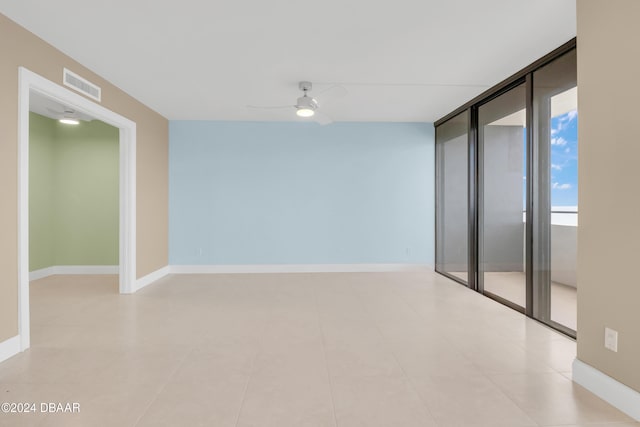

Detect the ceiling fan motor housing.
[{"left": 296, "top": 95, "right": 318, "bottom": 111}]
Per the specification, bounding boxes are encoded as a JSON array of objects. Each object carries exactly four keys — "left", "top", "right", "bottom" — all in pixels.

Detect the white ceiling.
[{"left": 1, "top": 0, "right": 576, "bottom": 123}]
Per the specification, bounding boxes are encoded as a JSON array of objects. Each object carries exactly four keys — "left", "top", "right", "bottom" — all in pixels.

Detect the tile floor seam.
[
  {"left": 386, "top": 277, "right": 486, "bottom": 373},
  {"left": 313, "top": 284, "right": 340, "bottom": 427},
  {"left": 115, "top": 383, "right": 164, "bottom": 427},
  {"left": 350, "top": 278, "right": 441, "bottom": 426},
  {"left": 132, "top": 346, "right": 196, "bottom": 426},
  {"left": 232, "top": 313, "right": 274, "bottom": 427},
  {"left": 380, "top": 275, "right": 425, "bottom": 320},
  {"left": 511, "top": 333, "right": 574, "bottom": 376},
  {"left": 483, "top": 370, "right": 545, "bottom": 427}
]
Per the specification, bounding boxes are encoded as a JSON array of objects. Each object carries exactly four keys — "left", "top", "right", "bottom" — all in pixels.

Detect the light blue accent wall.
[{"left": 169, "top": 121, "right": 434, "bottom": 265}]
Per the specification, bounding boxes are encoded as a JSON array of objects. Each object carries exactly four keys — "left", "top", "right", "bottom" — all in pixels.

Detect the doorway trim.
[{"left": 18, "top": 67, "right": 137, "bottom": 351}]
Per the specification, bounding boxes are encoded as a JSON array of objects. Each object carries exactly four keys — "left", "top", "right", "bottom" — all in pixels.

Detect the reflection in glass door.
[
  {"left": 478, "top": 84, "right": 527, "bottom": 310},
  {"left": 533, "top": 49, "right": 578, "bottom": 334},
  {"left": 435, "top": 112, "right": 469, "bottom": 285}
]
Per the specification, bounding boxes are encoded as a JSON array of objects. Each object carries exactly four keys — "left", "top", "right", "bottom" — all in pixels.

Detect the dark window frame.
[{"left": 434, "top": 38, "right": 577, "bottom": 338}]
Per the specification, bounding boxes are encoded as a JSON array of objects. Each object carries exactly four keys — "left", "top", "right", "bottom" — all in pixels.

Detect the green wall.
[
  {"left": 29, "top": 112, "right": 119, "bottom": 271},
  {"left": 29, "top": 113, "right": 55, "bottom": 270}
]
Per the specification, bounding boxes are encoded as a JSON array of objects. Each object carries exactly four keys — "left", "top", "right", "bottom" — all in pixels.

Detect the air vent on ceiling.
[{"left": 63, "top": 68, "right": 101, "bottom": 102}]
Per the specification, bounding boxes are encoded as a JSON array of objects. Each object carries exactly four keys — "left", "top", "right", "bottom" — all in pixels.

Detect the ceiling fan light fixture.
[
  {"left": 296, "top": 107, "right": 315, "bottom": 117},
  {"left": 295, "top": 94, "right": 318, "bottom": 118},
  {"left": 59, "top": 110, "right": 79, "bottom": 125}
]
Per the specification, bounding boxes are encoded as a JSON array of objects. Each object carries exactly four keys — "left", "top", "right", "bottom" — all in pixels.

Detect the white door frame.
[{"left": 18, "top": 67, "right": 137, "bottom": 351}]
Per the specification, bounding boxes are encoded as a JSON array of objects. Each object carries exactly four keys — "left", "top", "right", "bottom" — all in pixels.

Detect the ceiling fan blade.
[
  {"left": 46, "top": 107, "right": 65, "bottom": 115},
  {"left": 246, "top": 105, "right": 293, "bottom": 110},
  {"left": 317, "top": 84, "right": 348, "bottom": 101},
  {"left": 313, "top": 111, "right": 333, "bottom": 126}
]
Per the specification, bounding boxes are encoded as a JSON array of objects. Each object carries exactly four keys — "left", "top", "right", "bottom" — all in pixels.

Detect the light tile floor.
[
  {"left": 483, "top": 272, "right": 578, "bottom": 331},
  {"left": 449, "top": 271, "right": 578, "bottom": 331},
  {"left": 0, "top": 272, "right": 636, "bottom": 427}
]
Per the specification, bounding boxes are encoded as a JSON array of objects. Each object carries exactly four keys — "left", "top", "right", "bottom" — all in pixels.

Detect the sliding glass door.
[
  {"left": 532, "top": 49, "right": 578, "bottom": 334},
  {"left": 435, "top": 112, "right": 470, "bottom": 285},
  {"left": 434, "top": 41, "right": 577, "bottom": 337},
  {"left": 478, "top": 83, "right": 527, "bottom": 311}
]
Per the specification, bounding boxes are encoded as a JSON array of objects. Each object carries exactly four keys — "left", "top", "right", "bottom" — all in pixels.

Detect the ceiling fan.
[
  {"left": 46, "top": 107, "right": 85, "bottom": 125},
  {"left": 247, "top": 81, "right": 346, "bottom": 125}
]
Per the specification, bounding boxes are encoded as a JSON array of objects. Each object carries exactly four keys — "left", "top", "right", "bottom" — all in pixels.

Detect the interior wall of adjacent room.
[
  {"left": 29, "top": 112, "right": 119, "bottom": 270},
  {"left": 29, "top": 113, "right": 55, "bottom": 271},
  {"left": 0, "top": 13, "right": 169, "bottom": 343},
  {"left": 576, "top": 0, "right": 640, "bottom": 392}
]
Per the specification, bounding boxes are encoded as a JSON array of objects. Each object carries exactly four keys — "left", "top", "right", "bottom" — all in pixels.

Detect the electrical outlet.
[{"left": 604, "top": 327, "right": 618, "bottom": 352}]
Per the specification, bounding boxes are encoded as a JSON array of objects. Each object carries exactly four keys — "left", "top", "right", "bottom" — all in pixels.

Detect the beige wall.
[
  {"left": 577, "top": 0, "right": 640, "bottom": 392},
  {"left": 0, "top": 14, "right": 169, "bottom": 342}
]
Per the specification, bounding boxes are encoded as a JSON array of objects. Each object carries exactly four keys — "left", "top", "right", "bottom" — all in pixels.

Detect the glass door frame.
[
  {"left": 473, "top": 78, "right": 532, "bottom": 315},
  {"left": 531, "top": 53, "right": 579, "bottom": 337},
  {"left": 434, "top": 110, "right": 473, "bottom": 288}
]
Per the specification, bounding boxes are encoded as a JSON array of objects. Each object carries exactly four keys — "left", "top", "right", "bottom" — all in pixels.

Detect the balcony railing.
[{"left": 522, "top": 207, "right": 578, "bottom": 226}]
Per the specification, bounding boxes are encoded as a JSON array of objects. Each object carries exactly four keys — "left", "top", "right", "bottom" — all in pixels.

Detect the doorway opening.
[{"left": 18, "top": 67, "right": 137, "bottom": 351}]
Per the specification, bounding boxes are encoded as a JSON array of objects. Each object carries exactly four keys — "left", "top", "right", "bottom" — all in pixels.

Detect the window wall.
[{"left": 435, "top": 40, "right": 577, "bottom": 336}]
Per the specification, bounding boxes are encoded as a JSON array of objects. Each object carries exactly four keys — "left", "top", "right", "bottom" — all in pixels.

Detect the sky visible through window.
[
  {"left": 550, "top": 109, "right": 578, "bottom": 207},
  {"left": 521, "top": 109, "right": 578, "bottom": 210}
]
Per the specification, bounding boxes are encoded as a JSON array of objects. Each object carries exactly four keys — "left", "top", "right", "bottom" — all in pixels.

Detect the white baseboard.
[
  {"left": 29, "top": 266, "right": 57, "bottom": 281},
  {"left": 29, "top": 265, "right": 119, "bottom": 281},
  {"left": 134, "top": 265, "right": 170, "bottom": 292},
  {"left": 0, "top": 335, "right": 21, "bottom": 364},
  {"left": 573, "top": 358, "right": 640, "bottom": 421},
  {"left": 31, "top": 264, "right": 432, "bottom": 281},
  {"left": 169, "top": 264, "right": 432, "bottom": 274}
]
